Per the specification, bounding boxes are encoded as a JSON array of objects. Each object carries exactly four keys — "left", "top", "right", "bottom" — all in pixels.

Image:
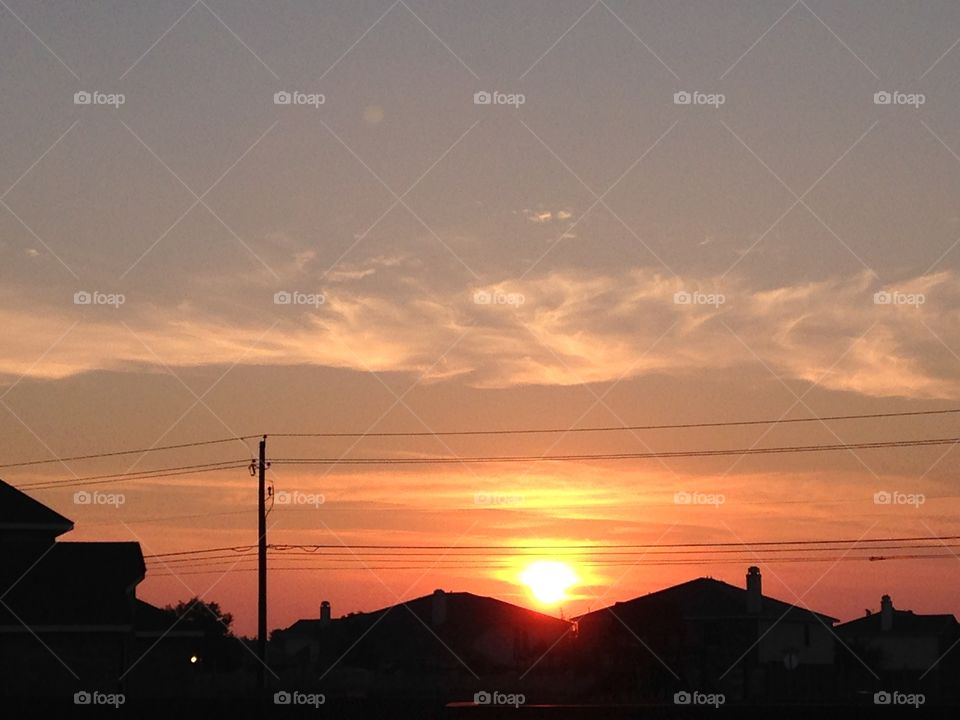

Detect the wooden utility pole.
[{"left": 257, "top": 435, "right": 267, "bottom": 688}]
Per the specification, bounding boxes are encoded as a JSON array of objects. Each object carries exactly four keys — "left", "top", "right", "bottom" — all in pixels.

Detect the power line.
[
  {"left": 268, "top": 408, "right": 960, "bottom": 438},
  {"left": 18, "top": 461, "right": 252, "bottom": 490},
  {"left": 16, "top": 432, "right": 954, "bottom": 489},
  {"left": 146, "top": 542, "right": 960, "bottom": 562},
  {"left": 145, "top": 544, "right": 258, "bottom": 558},
  {"left": 3, "top": 407, "right": 956, "bottom": 470},
  {"left": 144, "top": 552, "right": 960, "bottom": 576},
  {"left": 0, "top": 436, "right": 257, "bottom": 470},
  {"left": 14, "top": 434, "right": 957, "bottom": 491},
  {"left": 270, "top": 435, "right": 960, "bottom": 466},
  {"left": 141, "top": 535, "right": 960, "bottom": 559}
]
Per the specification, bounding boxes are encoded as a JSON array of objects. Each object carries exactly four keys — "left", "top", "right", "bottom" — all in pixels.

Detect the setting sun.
[{"left": 520, "top": 560, "right": 579, "bottom": 605}]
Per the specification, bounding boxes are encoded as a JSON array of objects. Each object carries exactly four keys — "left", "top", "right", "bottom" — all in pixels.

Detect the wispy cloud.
[{"left": 1, "top": 268, "right": 957, "bottom": 399}]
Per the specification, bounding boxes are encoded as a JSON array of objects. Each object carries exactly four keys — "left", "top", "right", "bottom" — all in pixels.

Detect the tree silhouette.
[
  {"left": 161, "top": 597, "right": 242, "bottom": 671},
  {"left": 163, "top": 598, "right": 235, "bottom": 638}
]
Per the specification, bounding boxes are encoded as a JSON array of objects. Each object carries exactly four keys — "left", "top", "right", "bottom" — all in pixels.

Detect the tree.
[
  {"left": 161, "top": 598, "right": 242, "bottom": 671},
  {"left": 164, "top": 598, "right": 234, "bottom": 638}
]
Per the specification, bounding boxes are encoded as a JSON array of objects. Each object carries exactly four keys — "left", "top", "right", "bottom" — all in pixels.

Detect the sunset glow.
[{"left": 4, "top": 1, "right": 960, "bottom": 712}]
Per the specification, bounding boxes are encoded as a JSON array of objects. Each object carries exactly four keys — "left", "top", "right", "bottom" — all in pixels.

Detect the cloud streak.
[{"left": 1, "top": 268, "right": 957, "bottom": 399}]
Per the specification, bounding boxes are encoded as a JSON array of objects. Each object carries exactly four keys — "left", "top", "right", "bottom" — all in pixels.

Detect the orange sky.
[{"left": 2, "top": 0, "right": 960, "bottom": 637}]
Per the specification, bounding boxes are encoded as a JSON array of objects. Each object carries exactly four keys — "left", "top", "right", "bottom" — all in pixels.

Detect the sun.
[{"left": 520, "top": 560, "right": 578, "bottom": 605}]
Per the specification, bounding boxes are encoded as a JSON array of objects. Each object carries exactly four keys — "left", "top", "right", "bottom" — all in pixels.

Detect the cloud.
[
  {"left": 0, "top": 267, "right": 957, "bottom": 399},
  {"left": 522, "top": 208, "right": 574, "bottom": 225}
]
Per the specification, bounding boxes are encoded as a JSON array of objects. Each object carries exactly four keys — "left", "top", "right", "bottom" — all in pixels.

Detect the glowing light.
[
  {"left": 189, "top": 655, "right": 198, "bottom": 664},
  {"left": 520, "top": 560, "right": 578, "bottom": 605}
]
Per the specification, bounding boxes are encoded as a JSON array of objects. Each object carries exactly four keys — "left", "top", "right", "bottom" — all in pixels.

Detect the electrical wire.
[
  {"left": 144, "top": 552, "right": 960, "bottom": 576},
  {"left": 3, "top": 406, "right": 956, "bottom": 470},
  {"left": 17, "top": 461, "right": 253, "bottom": 490},
  {"left": 141, "top": 535, "right": 960, "bottom": 560},
  {"left": 0, "top": 436, "right": 259, "bottom": 469},
  {"left": 269, "top": 435, "right": 960, "bottom": 466},
  {"left": 268, "top": 407, "right": 960, "bottom": 438}
]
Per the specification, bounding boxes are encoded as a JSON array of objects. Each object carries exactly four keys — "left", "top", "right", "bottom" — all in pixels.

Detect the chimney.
[
  {"left": 746, "top": 566, "right": 762, "bottom": 614},
  {"left": 320, "top": 600, "right": 331, "bottom": 628},
  {"left": 880, "top": 595, "right": 893, "bottom": 631},
  {"left": 432, "top": 589, "right": 447, "bottom": 627}
]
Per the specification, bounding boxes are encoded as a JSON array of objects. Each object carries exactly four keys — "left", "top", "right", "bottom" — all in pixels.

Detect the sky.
[{"left": 2, "top": 0, "right": 960, "bottom": 637}]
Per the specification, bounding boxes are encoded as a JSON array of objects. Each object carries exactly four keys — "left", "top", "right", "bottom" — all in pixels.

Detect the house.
[
  {"left": 272, "top": 589, "right": 577, "bottom": 701},
  {"left": 0, "top": 478, "right": 211, "bottom": 698},
  {"left": 574, "top": 566, "right": 838, "bottom": 703},
  {"left": 0, "top": 478, "right": 146, "bottom": 695},
  {"left": 836, "top": 594, "right": 960, "bottom": 701}
]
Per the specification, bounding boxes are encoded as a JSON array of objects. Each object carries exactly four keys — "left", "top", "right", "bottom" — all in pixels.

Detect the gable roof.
[
  {"left": 837, "top": 609, "right": 959, "bottom": 636},
  {"left": 0, "top": 478, "right": 73, "bottom": 535},
  {"left": 576, "top": 576, "right": 838, "bottom": 625},
  {"left": 284, "top": 590, "right": 572, "bottom": 639}
]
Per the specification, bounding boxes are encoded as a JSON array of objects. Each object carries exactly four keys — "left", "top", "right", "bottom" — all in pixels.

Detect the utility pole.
[{"left": 257, "top": 435, "right": 267, "bottom": 689}]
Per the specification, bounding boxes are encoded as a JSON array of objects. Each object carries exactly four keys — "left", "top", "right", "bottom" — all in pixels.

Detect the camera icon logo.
[
  {"left": 673, "top": 91, "right": 692, "bottom": 105},
  {"left": 74, "top": 691, "right": 92, "bottom": 705},
  {"left": 274, "top": 291, "right": 292, "bottom": 305},
  {"left": 673, "top": 691, "right": 692, "bottom": 705},
  {"left": 673, "top": 291, "right": 692, "bottom": 305},
  {"left": 74, "top": 491, "right": 92, "bottom": 505},
  {"left": 474, "top": 91, "right": 492, "bottom": 105},
  {"left": 874, "top": 691, "right": 891, "bottom": 705},
  {"left": 274, "top": 91, "right": 292, "bottom": 105},
  {"left": 74, "top": 291, "right": 92, "bottom": 305},
  {"left": 474, "top": 691, "right": 492, "bottom": 705},
  {"left": 275, "top": 491, "right": 291, "bottom": 505},
  {"left": 873, "top": 491, "right": 892, "bottom": 505},
  {"left": 274, "top": 690, "right": 292, "bottom": 705},
  {"left": 473, "top": 290, "right": 492, "bottom": 305},
  {"left": 74, "top": 91, "right": 92, "bottom": 105},
  {"left": 873, "top": 91, "right": 892, "bottom": 105}
]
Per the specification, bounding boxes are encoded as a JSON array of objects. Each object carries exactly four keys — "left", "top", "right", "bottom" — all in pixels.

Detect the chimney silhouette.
[
  {"left": 880, "top": 594, "right": 893, "bottom": 631},
  {"left": 432, "top": 589, "right": 447, "bottom": 627},
  {"left": 320, "top": 600, "right": 331, "bottom": 628},
  {"left": 746, "top": 566, "right": 762, "bottom": 614}
]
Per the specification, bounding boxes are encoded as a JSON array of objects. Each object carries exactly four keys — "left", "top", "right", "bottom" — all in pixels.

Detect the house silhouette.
[
  {"left": 836, "top": 593, "right": 960, "bottom": 701},
  {"left": 273, "top": 588, "right": 575, "bottom": 701},
  {"left": 0, "top": 479, "right": 202, "bottom": 699},
  {"left": 574, "top": 567, "right": 837, "bottom": 702}
]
